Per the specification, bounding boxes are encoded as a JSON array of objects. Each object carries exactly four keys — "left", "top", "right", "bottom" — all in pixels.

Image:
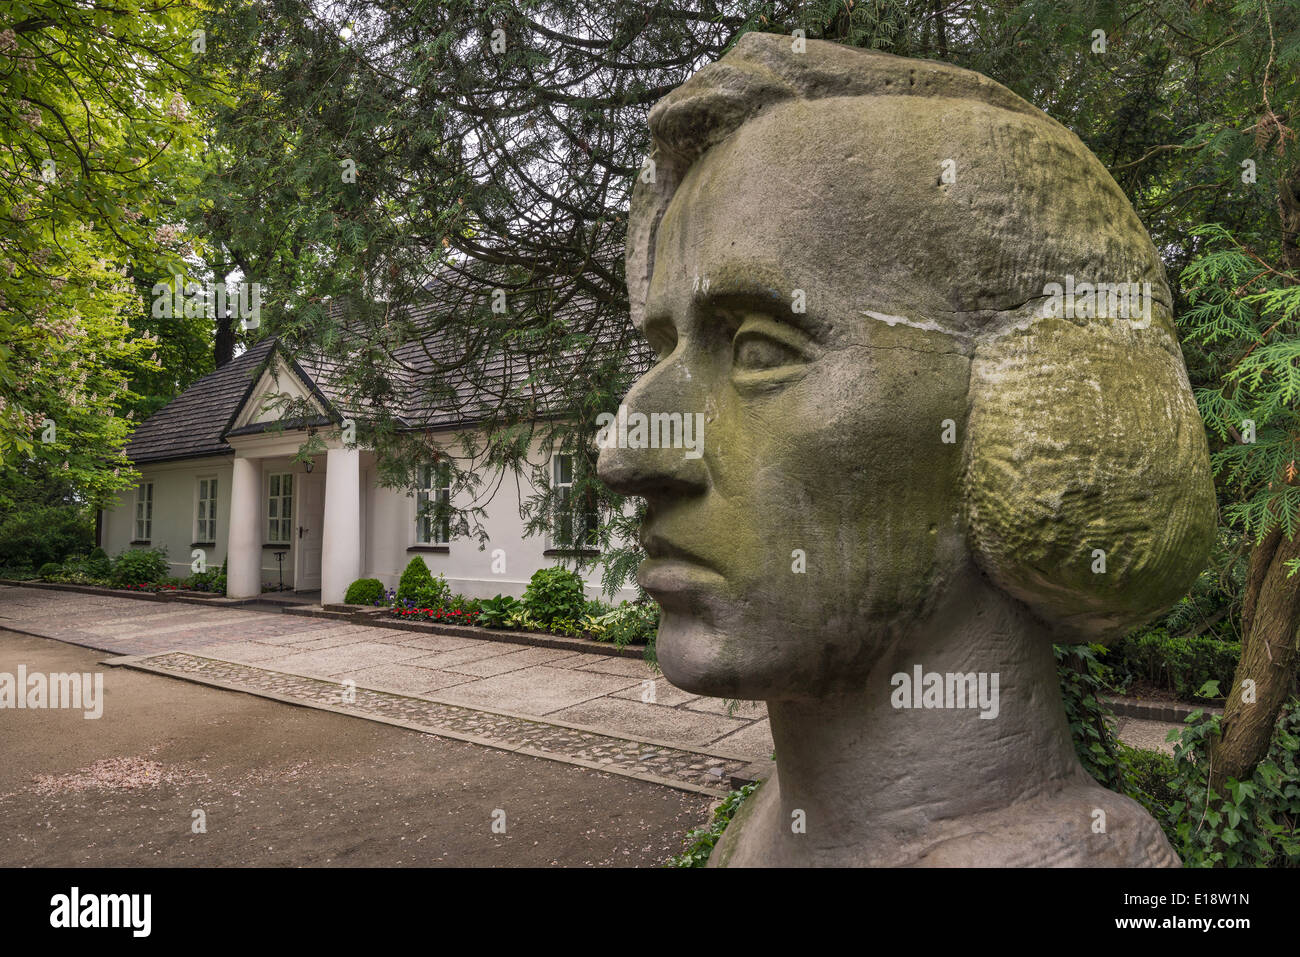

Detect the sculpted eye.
[
  {"left": 733, "top": 333, "right": 801, "bottom": 371},
  {"left": 730, "top": 314, "right": 811, "bottom": 379}
]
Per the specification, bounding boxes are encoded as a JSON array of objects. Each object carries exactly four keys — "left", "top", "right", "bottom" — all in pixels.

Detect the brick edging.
[{"left": 1103, "top": 695, "right": 1223, "bottom": 723}]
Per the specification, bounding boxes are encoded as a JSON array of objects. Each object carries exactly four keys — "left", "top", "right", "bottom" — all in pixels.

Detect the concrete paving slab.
[
  {"left": 546, "top": 697, "right": 750, "bottom": 751},
  {"left": 611, "top": 677, "right": 699, "bottom": 708},
  {"left": 340, "top": 663, "right": 479, "bottom": 696},
  {"left": 443, "top": 646, "right": 588, "bottom": 677},
  {"left": 191, "top": 640, "right": 301, "bottom": 663},
  {"left": 683, "top": 696, "right": 765, "bottom": 719},
  {"left": 432, "top": 665, "right": 642, "bottom": 715},
  {"left": 404, "top": 644, "right": 526, "bottom": 670},
  {"left": 575, "top": 655, "right": 660, "bottom": 678},
  {"left": 709, "top": 718, "right": 775, "bottom": 760},
  {"left": 285, "top": 630, "right": 376, "bottom": 650},
  {"left": 375, "top": 633, "right": 485, "bottom": 653}
]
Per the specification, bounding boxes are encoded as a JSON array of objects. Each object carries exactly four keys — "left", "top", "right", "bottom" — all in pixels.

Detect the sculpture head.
[{"left": 599, "top": 33, "right": 1217, "bottom": 702}]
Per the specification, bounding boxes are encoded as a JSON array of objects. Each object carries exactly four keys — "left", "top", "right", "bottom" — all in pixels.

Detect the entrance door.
[{"left": 295, "top": 474, "right": 324, "bottom": 590}]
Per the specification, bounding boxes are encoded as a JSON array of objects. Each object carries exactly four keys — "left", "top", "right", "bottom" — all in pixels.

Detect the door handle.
[{"left": 297, "top": 525, "right": 307, "bottom": 539}]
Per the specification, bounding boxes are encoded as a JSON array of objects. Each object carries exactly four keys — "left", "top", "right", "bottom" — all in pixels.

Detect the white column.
[
  {"left": 227, "top": 456, "right": 262, "bottom": 599},
  {"left": 320, "top": 446, "right": 361, "bottom": 605}
]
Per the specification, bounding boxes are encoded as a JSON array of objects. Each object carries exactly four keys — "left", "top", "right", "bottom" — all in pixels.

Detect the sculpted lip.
[{"left": 638, "top": 529, "right": 726, "bottom": 594}]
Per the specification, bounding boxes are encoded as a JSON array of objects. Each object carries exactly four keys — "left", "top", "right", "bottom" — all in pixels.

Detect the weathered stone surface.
[{"left": 602, "top": 33, "right": 1215, "bottom": 867}]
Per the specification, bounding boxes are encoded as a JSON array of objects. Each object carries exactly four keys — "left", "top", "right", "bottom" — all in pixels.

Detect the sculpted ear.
[{"left": 963, "top": 314, "right": 1217, "bottom": 642}]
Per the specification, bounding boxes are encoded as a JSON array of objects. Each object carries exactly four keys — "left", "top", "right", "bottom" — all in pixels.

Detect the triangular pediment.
[{"left": 229, "top": 353, "right": 328, "bottom": 432}]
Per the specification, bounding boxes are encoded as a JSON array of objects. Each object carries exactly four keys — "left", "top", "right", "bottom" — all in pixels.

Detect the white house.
[{"left": 101, "top": 337, "right": 629, "bottom": 605}]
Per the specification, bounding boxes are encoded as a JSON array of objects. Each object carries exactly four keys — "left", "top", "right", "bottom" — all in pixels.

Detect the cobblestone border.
[
  {"left": 111, "top": 652, "right": 762, "bottom": 796},
  {"left": 1103, "top": 695, "right": 1223, "bottom": 722}
]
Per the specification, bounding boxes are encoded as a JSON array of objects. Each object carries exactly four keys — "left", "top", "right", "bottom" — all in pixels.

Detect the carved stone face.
[{"left": 599, "top": 99, "right": 974, "bottom": 701}]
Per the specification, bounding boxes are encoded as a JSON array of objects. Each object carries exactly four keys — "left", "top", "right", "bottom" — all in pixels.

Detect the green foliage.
[
  {"left": 588, "top": 602, "right": 660, "bottom": 648},
  {"left": 85, "top": 547, "right": 110, "bottom": 580},
  {"left": 1117, "top": 744, "right": 1180, "bottom": 822},
  {"left": 109, "top": 547, "right": 169, "bottom": 587},
  {"left": 211, "top": 557, "right": 228, "bottom": 597},
  {"left": 1161, "top": 698, "right": 1300, "bottom": 867},
  {"left": 1056, "top": 645, "right": 1300, "bottom": 866},
  {"left": 1182, "top": 226, "right": 1300, "bottom": 543},
  {"left": 667, "top": 782, "right": 760, "bottom": 868},
  {"left": 37, "top": 562, "right": 61, "bottom": 580},
  {"left": 183, "top": 570, "right": 217, "bottom": 591},
  {"left": 0, "top": 502, "right": 93, "bottom": 570},
  {"left": 1055, "top": 644, "right": 1125, "bottom": 791},
  {"left": 396, "top": 557, "right": 434, "bottom": 602},
  {"left": 505, "top": 607, "right": 542, "bottom": 632},
  {"left": 0, "top": 3, "right": 209, "bottom": 497},
  {"left": 412, "top": 574, "right": 452, "bottom": 610},
  {"left": 445, "top": 594, "right": 481, "bottom": 616},
  {"left": 344, "top": 577, "right": 384, "bottom": 605},
  {"left": 522, "top": 566, "right": 587, "bottom": 628},
  {"left": 1110, "top": 629, "right": 1240, "bottom": 699},
  {"left": 477, "top": 594, "right": 522, "bottom": 629}
]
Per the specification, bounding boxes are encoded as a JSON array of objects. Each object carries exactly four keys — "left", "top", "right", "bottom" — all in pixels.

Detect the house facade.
[{"left": 101, "top": 338, "right": 627, "bottom": 605}]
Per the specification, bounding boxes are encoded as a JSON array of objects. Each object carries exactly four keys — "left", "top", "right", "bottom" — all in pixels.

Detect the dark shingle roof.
[
  {"left": 124, "top": 339, "right": 279, "bottom": 464},
  {"left": 124, "top": 281, "right": 653, "bottom": 464}
]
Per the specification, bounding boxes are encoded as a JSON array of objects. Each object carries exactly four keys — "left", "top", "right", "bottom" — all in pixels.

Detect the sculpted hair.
[{"left": 628, "top": 32, "right": 1217, "bottom": 640}]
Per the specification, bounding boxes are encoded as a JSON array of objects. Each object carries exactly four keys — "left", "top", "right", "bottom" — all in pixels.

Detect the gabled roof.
[
  {"left": 124, "top": 339, "right": 283, "bottom": 464},
  {"left": 124, "top": 287, "right": 652, "bottom": 465}
]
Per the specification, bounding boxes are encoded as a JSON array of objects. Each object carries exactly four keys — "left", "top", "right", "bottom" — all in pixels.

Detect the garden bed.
[{"left": 320, "top": 602, "right": 650, "bottom": 660}]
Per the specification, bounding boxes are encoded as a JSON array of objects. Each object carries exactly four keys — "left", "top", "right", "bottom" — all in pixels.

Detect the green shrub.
[
  {"left": 396, "top": 556, "right": 434, "bottom": 601},
  {"left": 521, "top": 566, "right": 587, "bottom": 627},
  {"left": 412, "top": 574, "right": 451, "bottom": 610},
  {"left": 85, "top": 547, "right": 111, "bottom": 579},
  {"left": 1160, "top": 698, "right": 1300, "bottom": 867},
  {"left": 1118, "top": 744, "right": 1179, "bottom": 820},
  {"left": 37, "top": 561, "right": 62, "bottom": 580},
  {"left": 446, "top": 594, "right": 481, "bottom": 616},
  {"left": 110, "top": 547, "right": 169, "bottom": 587},
  {"left": 477, "top": 594, "right": 522, "bottom": 628},
  {"left": 590, "top": 602, "right": 659, "bottom": 647},
  {"left": 344, "top": 577, "right": 384, "bottom": 605},
  {"left": 184, "top": 570, "right": 215, "bottom": 590},
  {"left": 1111, "top": 629, "right": 1239, "bottom": 699},
  {"left": 0, "top": 504, "right": 93, "bottom": 570}
]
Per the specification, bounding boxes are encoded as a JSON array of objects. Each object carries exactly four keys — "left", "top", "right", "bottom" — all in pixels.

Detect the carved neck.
[{"left": 764, "top": 571, "right": 1082, "bottom": 862}]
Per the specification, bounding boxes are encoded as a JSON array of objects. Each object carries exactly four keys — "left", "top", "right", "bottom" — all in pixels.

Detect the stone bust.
[{"left": 597, "top": 33, "right": 1217, "bottom": 866}]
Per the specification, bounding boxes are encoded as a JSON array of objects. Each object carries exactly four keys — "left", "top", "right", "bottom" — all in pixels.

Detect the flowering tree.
[{"left": 0, "top": 1, "right": 207, "bottom": 502}]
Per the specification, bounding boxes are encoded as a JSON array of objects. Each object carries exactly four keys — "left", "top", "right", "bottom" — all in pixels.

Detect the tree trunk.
[
  {"left": 1211, "top": 161, "right": 1300, "bottom": 790},
  {"left": 1208, "top": 526, "right": 1300, "bottom": 792},
  {"left": 214, "top": 312, "right": 236, "bottom": 369}
]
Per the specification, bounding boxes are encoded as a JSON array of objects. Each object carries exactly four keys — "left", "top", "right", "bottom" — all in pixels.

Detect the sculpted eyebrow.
[{"left": 696, "top": 286, "right": 826, "bottom": 340}]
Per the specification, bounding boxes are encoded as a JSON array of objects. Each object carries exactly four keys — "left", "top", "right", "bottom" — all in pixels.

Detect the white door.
[{"left": 295, "top": 475, "right": 324, "bottom": 590}]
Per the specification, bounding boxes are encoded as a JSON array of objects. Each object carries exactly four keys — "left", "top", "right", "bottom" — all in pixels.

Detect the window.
[
  {"left": 267, "top": 472, "right": 293, "bottom": 544},
  {"left": 195, "top": 477, "right": 218, "bottom": 542},
  {"left": 416, "top": 463, "right": 450, "bottom": 545},
  {"left": 134, "top": 482, "right": 154, "bottom": 541},
  {"left": 552, "top": 454, "right": 598, "bottom": 549}
]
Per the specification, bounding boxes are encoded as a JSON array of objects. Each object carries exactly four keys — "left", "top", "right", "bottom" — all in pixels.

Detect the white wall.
[
  {"left": 362, "top": 432, "right": 637, "bottom": 602},
  {"left": 104, "top": 455, "right": 304, "bottom": 586},
  {"left": 102, "top": 457, "right": 235, "bottom": 579},
  {"left": 108, "top": 430, "right": 639, "bottom": 600}
]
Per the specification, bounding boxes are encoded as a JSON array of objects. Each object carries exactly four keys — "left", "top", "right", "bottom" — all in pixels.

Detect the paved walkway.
[
  {"left": 0, "top": 585, "right": 770, "bottom": 793},
  {"left": 0, "top": 585, "right": 1178, "bottom": 785}
]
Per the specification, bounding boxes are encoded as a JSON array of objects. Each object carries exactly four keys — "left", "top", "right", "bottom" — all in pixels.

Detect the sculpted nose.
[{"left": 596, "top": 365, "right": 709, "bottom": 500}]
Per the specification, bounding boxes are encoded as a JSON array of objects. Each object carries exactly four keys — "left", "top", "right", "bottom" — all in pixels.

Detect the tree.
[{"left": 0, "top": 1, "right": 210, "bottom": 504}]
